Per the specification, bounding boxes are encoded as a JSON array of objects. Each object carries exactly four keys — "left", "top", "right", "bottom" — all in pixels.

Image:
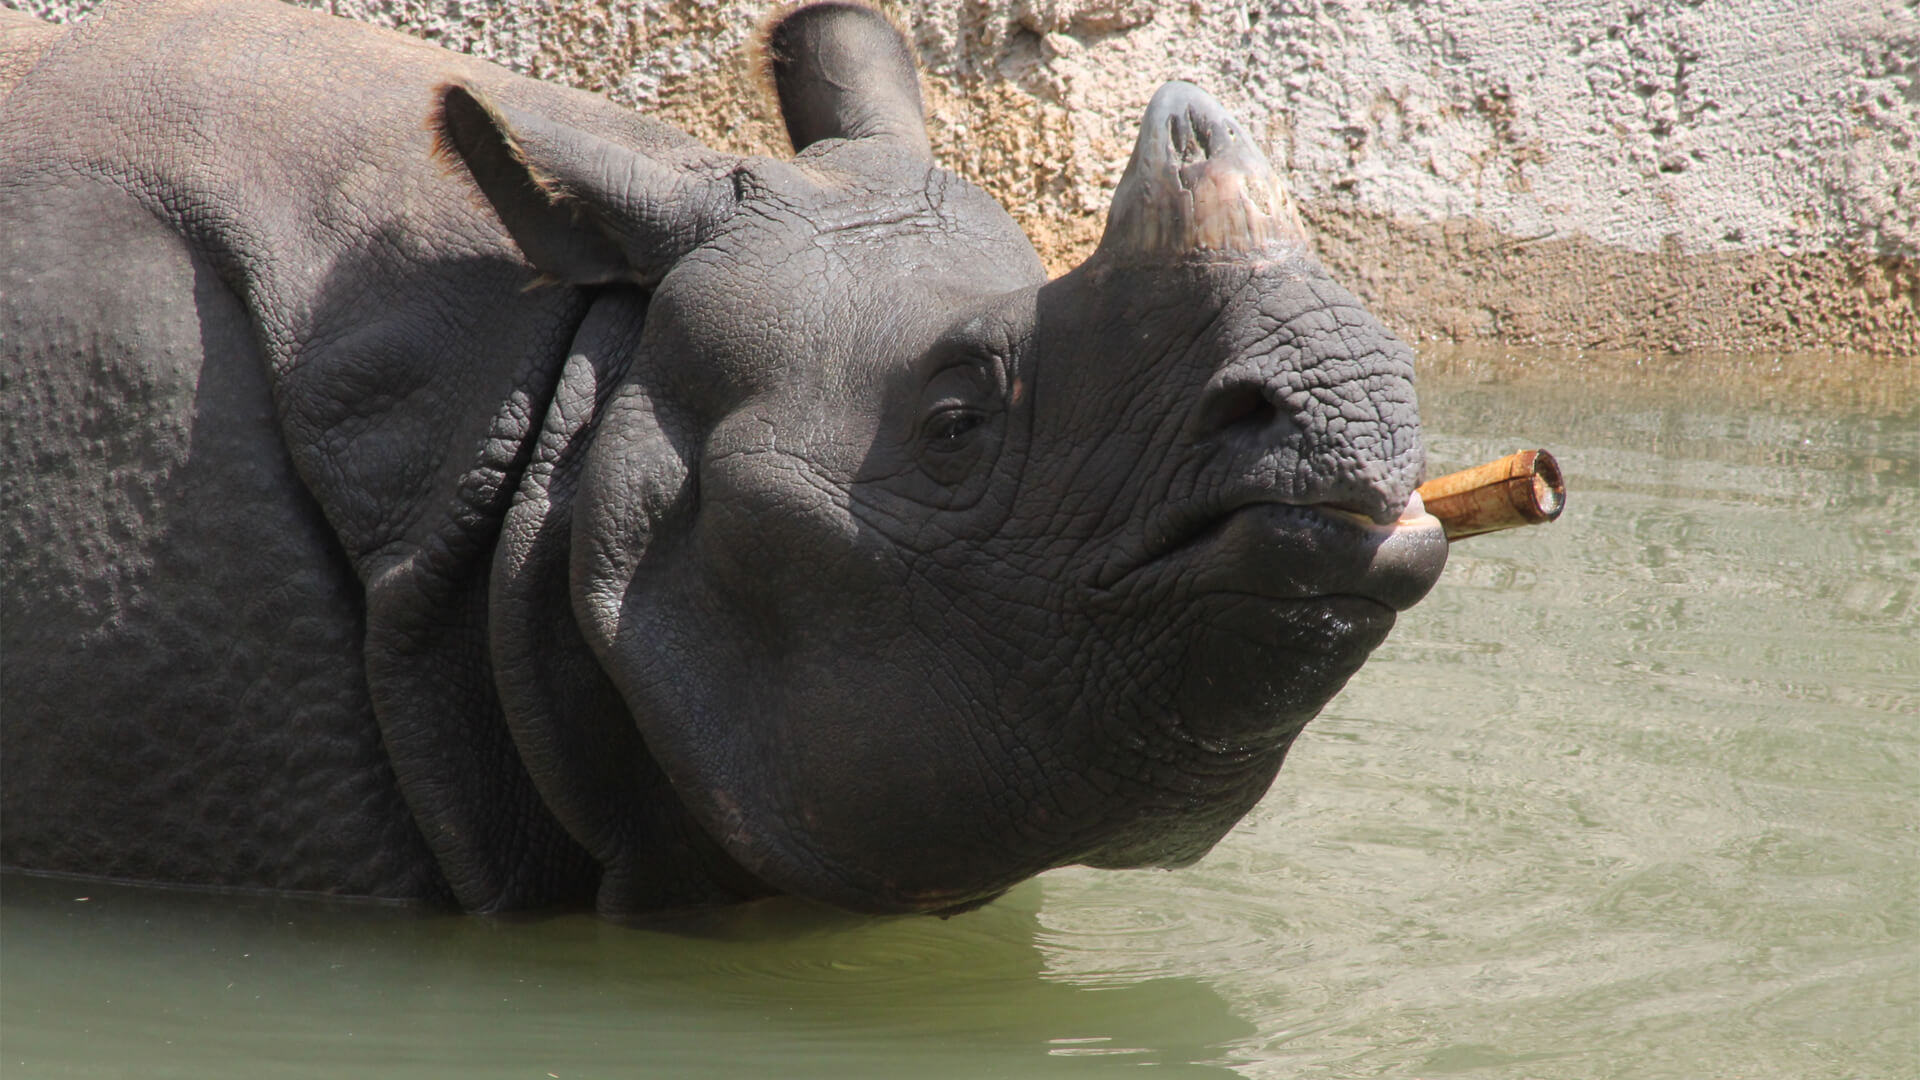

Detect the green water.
[{"left": 4, "top": 350, "right": 1915, "bottom": 1078}]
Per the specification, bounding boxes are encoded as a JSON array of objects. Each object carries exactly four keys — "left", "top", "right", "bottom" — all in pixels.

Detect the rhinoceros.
[{"left": 0, "top": 0, "right": 1447, "bottom": 915}]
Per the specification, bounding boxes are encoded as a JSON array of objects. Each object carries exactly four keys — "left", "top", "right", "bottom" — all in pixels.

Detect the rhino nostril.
[{"left": 1196, "top": 382, "right": 1278, "bottom": 440}]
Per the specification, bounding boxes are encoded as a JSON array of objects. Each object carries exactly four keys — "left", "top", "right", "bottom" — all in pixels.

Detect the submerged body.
[{"left": 0, "top": 0, "right": 1446, "bottom": 915}]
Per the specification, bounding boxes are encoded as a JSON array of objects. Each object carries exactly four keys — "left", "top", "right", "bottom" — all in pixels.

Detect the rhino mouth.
[{"left": 1114, "top": 492, "right": 1448, "bottom": 613}]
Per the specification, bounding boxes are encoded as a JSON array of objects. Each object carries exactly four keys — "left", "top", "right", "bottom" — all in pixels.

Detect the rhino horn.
[
  {"left": 766, "top": 2, "right": 931, "bottom": 159},
  {"left": 1096, "top": 81, "right": 1306, "bottom": 261}
]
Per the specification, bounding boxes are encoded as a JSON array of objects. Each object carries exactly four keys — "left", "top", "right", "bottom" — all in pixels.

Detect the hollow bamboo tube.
[{"left": 1417, "top": 449, "right": 1565, "bottom": 541}]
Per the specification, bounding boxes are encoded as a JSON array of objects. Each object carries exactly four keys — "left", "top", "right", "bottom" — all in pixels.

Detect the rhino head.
[{"left": 435, "top": 1, "right": 1446, "bottom": 914}]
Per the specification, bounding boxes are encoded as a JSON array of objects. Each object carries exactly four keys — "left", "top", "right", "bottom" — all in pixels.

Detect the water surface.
[{"left": 5, "top": 348, "right": 1915, "bottom": 1078}]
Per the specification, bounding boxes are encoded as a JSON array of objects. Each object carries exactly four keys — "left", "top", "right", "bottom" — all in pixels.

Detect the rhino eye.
[
  {"left": 911, "top": 351, "right": 1004, "bottom": 489},
  {"left": 927, "top": 407, "right": 987, "bottom": 447}
]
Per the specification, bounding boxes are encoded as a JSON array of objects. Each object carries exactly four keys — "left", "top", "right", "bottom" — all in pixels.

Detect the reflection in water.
[
  {"left": 3, "top": 349, "right": 1914, "bottom": 1077},
  {"left": 1, "top": 872, "right": 1250, "bottom": 1078}
]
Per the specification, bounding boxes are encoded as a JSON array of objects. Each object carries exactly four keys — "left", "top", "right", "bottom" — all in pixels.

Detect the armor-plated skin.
[{"left": 0, "top": 0, "right": 1445, "bottom": 915}]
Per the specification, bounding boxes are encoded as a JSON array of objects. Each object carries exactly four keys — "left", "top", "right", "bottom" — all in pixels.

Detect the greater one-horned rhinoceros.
[{"left": 0, "top": 0, "right": 1447, "bottom": 915}]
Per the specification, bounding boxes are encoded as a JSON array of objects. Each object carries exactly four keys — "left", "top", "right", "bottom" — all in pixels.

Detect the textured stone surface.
[{"left": 12, "top": 0, "right": 1916, "bottom": 353}]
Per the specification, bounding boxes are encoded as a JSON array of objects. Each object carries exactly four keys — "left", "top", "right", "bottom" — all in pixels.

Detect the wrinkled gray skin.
[{"left": 0, "top": 0, "right": 1447, "bottom": 915}]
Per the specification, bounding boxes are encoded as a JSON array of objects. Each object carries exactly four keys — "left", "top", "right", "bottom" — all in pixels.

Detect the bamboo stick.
[{"left": 1417, "top": 449, "right": 1565, "bottom": 541}]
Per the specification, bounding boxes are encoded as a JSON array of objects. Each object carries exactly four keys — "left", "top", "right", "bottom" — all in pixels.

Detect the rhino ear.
[
  {"left": 765, "top": 1, "right": 931, "bottom": 159},
  {"left": 433, "top": 83, "right": 739, "bottom": 286}
]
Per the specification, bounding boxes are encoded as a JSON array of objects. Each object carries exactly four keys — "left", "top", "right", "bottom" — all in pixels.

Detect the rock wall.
[{"left": 12, "top": 0, "right": 1917, "bottom": 354}]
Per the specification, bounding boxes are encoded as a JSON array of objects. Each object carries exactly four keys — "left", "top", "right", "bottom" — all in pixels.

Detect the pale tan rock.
[{"left": 16, "top": 0, "right": 1917, "bottom": 353}]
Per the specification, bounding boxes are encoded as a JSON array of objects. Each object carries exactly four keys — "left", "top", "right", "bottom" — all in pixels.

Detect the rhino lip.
[{"left": 1112, "top": 491, "right": 1448, "bottom": 611}]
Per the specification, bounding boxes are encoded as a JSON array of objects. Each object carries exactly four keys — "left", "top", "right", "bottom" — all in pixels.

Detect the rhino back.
[
  {"left": 0, "top": 0, "right": 691, "bottom": 905},
  {"left": 1, "top": 0, "right": 695, "bottom": 560}
]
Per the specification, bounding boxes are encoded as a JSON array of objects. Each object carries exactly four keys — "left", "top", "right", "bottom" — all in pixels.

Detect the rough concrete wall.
[{"left": 12, "top": 0, "right": 1916, "bottom": 354}]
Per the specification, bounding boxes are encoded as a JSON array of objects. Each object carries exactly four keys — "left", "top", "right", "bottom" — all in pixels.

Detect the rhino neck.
[{"left": 482, "top": 292, "right": 779, "bottom": 914}]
